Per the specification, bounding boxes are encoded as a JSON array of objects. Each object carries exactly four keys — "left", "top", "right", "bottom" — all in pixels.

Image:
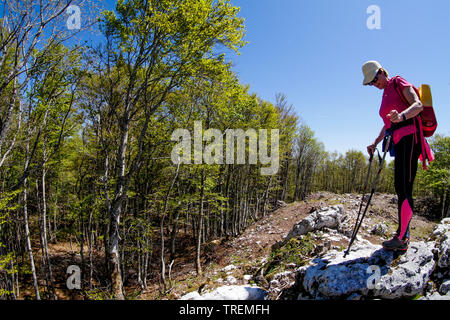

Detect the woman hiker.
[{"left": 362, "top": 60, "right": 434, "bottom": 252}]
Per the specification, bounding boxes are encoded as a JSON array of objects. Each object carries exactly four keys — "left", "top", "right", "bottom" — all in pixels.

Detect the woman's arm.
[
  {"left": 387, "top": 87, "right": 423, "bottom": 123},
  {"left": 367, "top": 125, "right": 386, "bottom": 156},
  {"left": 373, "top": 125, "right": 386, "bottom": 146}
]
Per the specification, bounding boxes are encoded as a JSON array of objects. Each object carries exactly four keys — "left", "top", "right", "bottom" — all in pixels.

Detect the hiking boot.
[{"left": 382, "top": 236, "right": 409, "bottom": 251}]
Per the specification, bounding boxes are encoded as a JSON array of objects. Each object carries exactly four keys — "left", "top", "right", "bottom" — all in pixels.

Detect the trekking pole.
[
  {"left": 347, "top": 148, "right": 378, "bottom": 246},
  {"left": 343, "top": 134, "right": 392, "bottom": 258}
]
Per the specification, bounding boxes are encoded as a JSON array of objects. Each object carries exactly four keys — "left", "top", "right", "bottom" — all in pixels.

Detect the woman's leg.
[{"left": 394, "top": 134, "right": 421, "bottom": 240}]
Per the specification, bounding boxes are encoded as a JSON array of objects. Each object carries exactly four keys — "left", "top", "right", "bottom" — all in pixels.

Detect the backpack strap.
[
  {"left": 391, "top": 77, "right": 416, "bottom": 132},
  {"left": 392, "top": 77, "right": 428, "bottom": 170},
  {"left": 392, "top": 76, "right": 410, "bottom": 107}
]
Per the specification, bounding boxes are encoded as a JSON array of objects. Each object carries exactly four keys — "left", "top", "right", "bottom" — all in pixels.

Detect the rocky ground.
[{"left": 176, "top": 192, "right": 449, "bottom": 300}]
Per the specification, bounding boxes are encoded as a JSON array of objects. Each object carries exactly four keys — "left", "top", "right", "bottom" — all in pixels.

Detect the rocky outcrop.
[
  {"left": 177, "top": 204, "right": 450, "bottom": 301},
  {"left": 286, "top": 216, "right": 450, "bottom": 300},
  {"left": 273, "top": 209, "right": 450, "bottom": 300},
  {"left": 288, "top": 205, "right": 343, "bottom": 237},
  {"left": 273, "top": 205, "right": 343, "bottom": 250},
  {"left": 296, "top": 241, "right": 435, "bottom": 299},
  {"left": 421, "top": 218, "right": 450, "bottom": 300},
  {"left": 435, "top": 218, "right": 450, "bottom": 269}
]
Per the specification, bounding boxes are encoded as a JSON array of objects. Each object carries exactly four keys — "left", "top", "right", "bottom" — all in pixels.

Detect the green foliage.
[
  {"left": 263, "top": 236, "right": 315, "bottom": 280},
  {"left": 0, "top": 252, "right": 17, "bottom": 275},
  {"left": 101, "top": 0, "right": 245, "bottom": 79},
  {"left": 84, "top": 288, "right": 114, "bottom": 300},
  {"left": 0, "top": 288, "right": 13, "bottom": 296},
  {"left": 0, "top": 190, "right": 21, "bottom": 298},
  {"left": 415, "top": 134, "right": 450, "bottom": 217},
  {"left": 416, "top": 134, "right": 450, "bottom": 194},
  {"left": 0, "top": 189, "right": 21, "bottom": 216}
]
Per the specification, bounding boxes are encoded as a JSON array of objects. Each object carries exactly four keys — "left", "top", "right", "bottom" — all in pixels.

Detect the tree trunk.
[
  {"left": 22, "top": 131, "right": 40, "bottom": 300},
  {"left": 262, "top": 176, "right": 273, "bottom": 217},
  {"left": 294, "top": 157, "right": 301, "bottom": 201},
  {"left": 196, "top": 168, "right": 205, "bottom": 276},
  {"left": 108, "top": 115, "right": 130, "bottom": 300},
  {"left": 160, "top": 160, "right": 181, "bottom": 291},
  {"left": 169, "top": 208, "right": 181, "bottom": 262},
  {"left": 108, "top": 203, "right": 124, "bottom": 300},
  {"left": 442, "top": 190, "right": 447, "bottom": 220},
  {"left": 281, "top": 158, "right": 290, "bottom": 201},
  {"left": 23, "top": 180, "right": 40, "bottom": 300},
  {"left": 41, "top": 160, "right": 57, "bottom": 299}
]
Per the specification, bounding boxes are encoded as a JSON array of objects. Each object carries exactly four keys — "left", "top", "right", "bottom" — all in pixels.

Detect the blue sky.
[
  {"left": 226, "top": 0, "right": 450, "bottom": 156},
  {"left": 23, "top": 0, "right": 448, "bottom": 157}
]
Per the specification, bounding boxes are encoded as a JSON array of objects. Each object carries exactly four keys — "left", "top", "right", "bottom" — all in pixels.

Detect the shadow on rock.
[{"left": 281, "top": 241, "right": 436, "bottom": 300}]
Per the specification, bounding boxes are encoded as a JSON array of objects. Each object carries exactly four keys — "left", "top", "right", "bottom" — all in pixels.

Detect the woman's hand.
[
  {"left": 387, "top": 110, "right": 403, "bottom": 123},
  {"left": 367, "top": 143, "right": 376, "bottom": 157}
]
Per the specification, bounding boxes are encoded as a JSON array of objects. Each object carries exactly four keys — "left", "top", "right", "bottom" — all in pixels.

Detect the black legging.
[{"left": 394, "top": 133, "right": 421, "bottom": 240}]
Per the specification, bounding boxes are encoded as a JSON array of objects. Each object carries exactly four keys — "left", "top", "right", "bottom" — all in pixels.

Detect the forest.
[{"left": 0, "top": 0, "right": 448, "bottom": 300}]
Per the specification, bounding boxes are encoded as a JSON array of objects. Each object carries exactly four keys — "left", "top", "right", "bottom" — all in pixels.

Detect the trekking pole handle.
[{"left": 369, "top": 147, "right": 381, "bottom": 163}]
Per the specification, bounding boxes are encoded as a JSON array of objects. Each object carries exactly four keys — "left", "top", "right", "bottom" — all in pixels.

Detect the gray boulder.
[
  {"left": 297, "top": 241, "right": 435, "bottom": 299},
  {"left": 436, "top": 229, "right": 450, "bottom": 269},
  {"left": 370, "top": 223, "right": 388, "bottom": 237},
  {"left": 431, "top": 218, "right": 450, "bottom": 239},
  {"left": 420, "top": 292, "right": 450, "bottom": 300},
  {"left": 440, "top": 279, "right": 450, "bottom": 295},
  {"left": 284, "top": 205, "right": 343, "bottom": 240},
  {"left": 272, "top": 205, "right": 344, "bottom": 251},
  {"left": 373, "top": 242, "right": 435, "bottom": 299},
  {"left": 429, "top": 218, "right": 450, "bottom": 295}
]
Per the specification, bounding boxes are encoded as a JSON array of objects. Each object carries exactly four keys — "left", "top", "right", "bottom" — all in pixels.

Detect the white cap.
[{"left": 362, "top": 60, "right": 382, "bottom": 85}]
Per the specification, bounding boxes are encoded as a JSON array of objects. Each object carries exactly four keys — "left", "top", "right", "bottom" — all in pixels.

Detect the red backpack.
[
  {"left": 417, "top": 85, "right": 437, "bottom": 137},
  {"left": 393, "top": 76, "right": 437, "bottom": 137}
]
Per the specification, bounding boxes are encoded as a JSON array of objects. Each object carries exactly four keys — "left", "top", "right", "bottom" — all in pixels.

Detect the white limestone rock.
[{"left": 180, "top": 285, "right": 268, "bottom": 300}]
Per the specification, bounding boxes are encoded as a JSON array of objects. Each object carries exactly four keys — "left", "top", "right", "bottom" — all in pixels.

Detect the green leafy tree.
[
  {"left": 416, "top": 134, "right": 450, "bottom": 219},
  {"left": 96, "top": 0, "right": 246, "bottom": 299}
]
